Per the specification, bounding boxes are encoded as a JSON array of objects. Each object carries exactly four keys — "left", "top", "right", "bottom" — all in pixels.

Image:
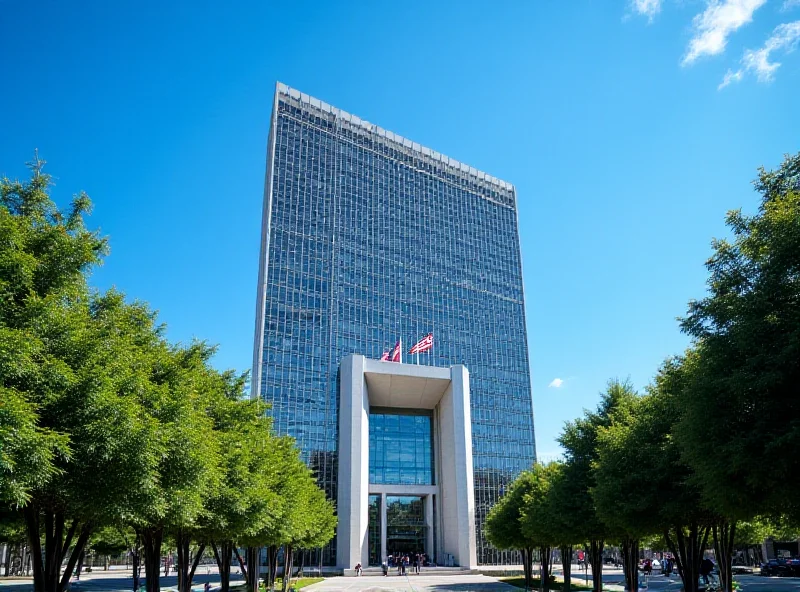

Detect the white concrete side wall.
[
  {"left": 336, "top": 355, "right": 370, "bottom": 570},
  {"left": 438, "top": 365, "right": 477, "bottom": 568},
  {"left": 438, "top": 382, "right": 458, "bottom": 564},
  {"left": 450, "top": 365, "right": 477, "bottom": 568}
]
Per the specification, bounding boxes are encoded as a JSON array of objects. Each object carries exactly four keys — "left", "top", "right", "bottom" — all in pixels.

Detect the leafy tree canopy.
[
  {"left": 678, "top": 152, "right": 800, "bottom": 522},
  {"left": 485, "top": 470, "right": 536, "bottom": 551},
  {"left": 558, "top": 379, "right": 637, "bottom": 542}
]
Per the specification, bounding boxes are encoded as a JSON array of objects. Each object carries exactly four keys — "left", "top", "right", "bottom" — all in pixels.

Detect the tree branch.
[
  {"left": 233, "top": 547, "right": 247, "bottom": 579},
  {"left": 189, "top": 543, "right": 206, "bottom": 583},
  {"left": 59, "top": 522, "right": 93, "bottom": 592},
  {"left": 60, "top": 519, "right": 79, "bottom": 564}
]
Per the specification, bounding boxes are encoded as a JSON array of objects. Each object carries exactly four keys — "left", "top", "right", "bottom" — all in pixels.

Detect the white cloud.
[
  {"left": 718, "top": 68, "right": 744, "bottom": 88},
  {"left": 683, "top": 0, "right": 768, "bottom": 65},
  {"left": 783, "top": 0, "right": 800, "bottom": 12},
  {"left": 548, "top": 378, "right": 564, "bottom": 388},
  {"left": 631, "top": 0, "right": 663, "bottom": 22},
  {"left": 720, "top": 20, "right": 800, "bottom": 88}
]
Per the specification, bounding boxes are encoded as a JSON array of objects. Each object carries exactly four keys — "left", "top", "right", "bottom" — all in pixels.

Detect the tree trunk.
[
  {"left": 245, "top": 547, "right": 260, "bottom": 592},
  {"left": 58, "top": 522, "right": 92, "bottom": 592},
  {"left": 23, "top": 507, "right": 46, "bottom": 592},
  {"left": 559, "top": 545, "right": 573, "bottom": 592},
  {"left": 212, "top": 541, "right": 233, "bottom": 592},
  {"left": 75, "top": 550, "right": 85, "bottom": 580},
  {"left": 664, "top": 523, "right": 710, "bottom": 592},
  {"left": 4, "top": 543, "right": 11, "bottom": 577},
  {"left": 620, "top": 538, "right": 639, "bottom": 592},
  {"left": 22, "top": 507, "right": 93, "bottom": 592},
  {"left": 527, "top": 547, "right": 534, "bottom": 589},
  {"left": 264, "top": 545, "right": 278, "bottom": 591},
  {"left": 176, "top": 529, "right": 189, "bottom": 592},
  {"left": 588, "top": 539, "right": 604, "bottom": 592},
  {"left": 189, "top": 542, "right": 206, "bottom": 590},
  {"left": 140, "top": 527, "right": 164, "bottom": 592},
  {"left": 263, "top": 546, "right": 271, "bottom": 590},
  {"left": 282, "top": 545, "right": 294, "bottom": 592},
  {"left": 234, "top": 547, "right": 248, "bottom": 578},
  {"left": 175, "top": 530, "right": 204, "bottom": 592},
  {"left": 520, "top": 548, "right": 531, "bottom": 589},
  {"left": 540, "top": 546, "right": 552, "bottom": 592},
  {"left": 132, "top": 546, "right": 141, "bottom": 592},
  {"left": 713, "top": 521, "right": 736, "bottom": 592}
]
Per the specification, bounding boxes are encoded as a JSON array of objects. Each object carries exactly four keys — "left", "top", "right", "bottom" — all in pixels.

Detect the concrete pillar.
[
  {"left": 336, "top": 355, "right": 370, "bottom": 570},
  {"left": 763, "top": 537, "right": 775, "bottom": 561},
  {"left": 437, "top": 365, "right": 477, "bottom": 568},
  {"left": 424, "top": 494, "right": 434, "bottom": 561},
  {"left": 380, "top": 493, "right": 387, "bottom": 564}
]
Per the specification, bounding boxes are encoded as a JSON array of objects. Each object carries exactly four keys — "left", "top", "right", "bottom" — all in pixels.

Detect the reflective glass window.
[{"left": 369, "top": 412, "right": 433, "bottom": 485}]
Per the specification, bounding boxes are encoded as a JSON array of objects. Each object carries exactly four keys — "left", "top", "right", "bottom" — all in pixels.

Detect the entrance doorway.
[{"left": 386, "top": 496, "right": 426, "bottom": 559}]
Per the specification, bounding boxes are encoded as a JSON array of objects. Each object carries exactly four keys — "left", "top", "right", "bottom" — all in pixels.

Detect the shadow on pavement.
[{"left": 425, "top": 584, "right": 517, "bottom": 592}]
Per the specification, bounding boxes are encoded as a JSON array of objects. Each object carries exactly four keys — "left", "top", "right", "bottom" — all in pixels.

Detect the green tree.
[
  {"left": 677, "top": 153, "right": 800, "bottom": 590},
  {"left": 520, "top": 463, "right": 563, "bottom": 592},
  {"left": 558, "top": 379, "right": 634, "bottom": 592},
  {"left": 593, "top": 361, "right": 717, "bottom": 592},
  {"left": 197, "top": 383, "right": 282, "bottom": 592},
  {"left": 485, "top": 471, "right": 537, "bottom": 589},
  {"left": 278, "top": 480, "right": 336, "bottom": 592},
  {"left": 0, "top": 388, "right": 67, "bottom": 507},
  {"left": 88, "top": 527, "right": 129, "bottom": 569},
  {"left": 591, "top": 379, "right": 644, "bottom": 592},
  {"left": 543, "top": 463, "right": 586, "bottom": 592},
  {"left": 0, "top": 162, "right": 172, "bottom": 592},
  {"left": 234, "top": 438, "right": 335, "bottom": 592},
  {"left": 131, "top": 342, "right": 222, "bottom": 592},
  {"left": 0, "top": 509, "right": 26, "bottom": 576}
]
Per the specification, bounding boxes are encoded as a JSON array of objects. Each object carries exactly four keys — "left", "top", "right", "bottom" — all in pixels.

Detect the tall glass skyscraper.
[{"left": 253, "top": 83, "right": 536, "bottom": 566}]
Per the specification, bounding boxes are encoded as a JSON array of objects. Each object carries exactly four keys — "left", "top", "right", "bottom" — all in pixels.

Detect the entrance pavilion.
[{"left": 336, "top": 354, "right": 477, "bottom": 571}]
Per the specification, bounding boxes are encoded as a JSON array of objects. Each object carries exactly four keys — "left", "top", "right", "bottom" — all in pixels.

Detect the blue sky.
[{"left": 2, "top": 0, "right": 798, "bottom": 459}]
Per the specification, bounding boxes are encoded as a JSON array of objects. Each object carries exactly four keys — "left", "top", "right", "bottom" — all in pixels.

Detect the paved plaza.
[
  {"left": 0, "top": 566, "right": 244, "bottom": 592},
  {"left": 3, "top": 568, "right": 800, "bottom": 592},
  {"left": 305, "top": 574, "right": 516, "bottom": 592}
]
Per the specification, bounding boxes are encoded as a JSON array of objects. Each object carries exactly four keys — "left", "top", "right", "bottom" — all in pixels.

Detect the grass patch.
[
  {"left": 229, "top": 578, "right": 325, "bottom": 591},
  {"left": 501, "top": 577, "right": 594, "bottom": 591},
  {"left": 285, "top": 578, "right": 324, "bottom": 589}
]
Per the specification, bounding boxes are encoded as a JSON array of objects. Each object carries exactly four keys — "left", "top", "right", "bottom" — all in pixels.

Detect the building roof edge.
[{"left": 275, "top": 81, "right": 515, "bottom": 193}]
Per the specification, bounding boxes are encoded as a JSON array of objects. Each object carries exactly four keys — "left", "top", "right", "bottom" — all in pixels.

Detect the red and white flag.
[
  {"left": 390, "top": 339, "right": 402, "bottom": 363},
  {"left": 380, "top": 350, "right": 390, "bottom": 361},
  {"left": 409, "top": 333, "right": 433, "bottom": 355}
]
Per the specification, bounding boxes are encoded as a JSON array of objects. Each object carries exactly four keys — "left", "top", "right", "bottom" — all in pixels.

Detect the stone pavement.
[
  {"left": 304, "top": 574, "right": 517, "bottom": 592},
  {"left": 0, "top": 569, "right": 243, "bottom": 592}
]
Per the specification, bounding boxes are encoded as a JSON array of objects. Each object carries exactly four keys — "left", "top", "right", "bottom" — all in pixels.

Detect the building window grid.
[{"left": 260, "top": 95, "right": 535, "bottom": 565}]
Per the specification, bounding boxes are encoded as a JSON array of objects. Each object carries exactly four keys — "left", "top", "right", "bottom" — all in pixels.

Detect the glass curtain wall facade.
[
  {"left": 369, "top": 411, "right": 433, "bottom": 486},
  {"left": 253, "top": 83, "right": 536, "bottom": 565}
]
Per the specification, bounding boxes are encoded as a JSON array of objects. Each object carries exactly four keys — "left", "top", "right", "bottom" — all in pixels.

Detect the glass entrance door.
[
  {"left": 386, "top": 496, "right": 426, "bottom": 560},
  {"left": 367, "top": 495, "right": 381, "bottom": 566}
]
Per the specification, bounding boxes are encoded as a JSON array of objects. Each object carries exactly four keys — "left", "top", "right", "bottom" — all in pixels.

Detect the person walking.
[
  {"left": 700, "top": 557, "right": 714, "bottom": 585},
  {"left": 382, "top": 560, "right": 388, "bottom": 577}
]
